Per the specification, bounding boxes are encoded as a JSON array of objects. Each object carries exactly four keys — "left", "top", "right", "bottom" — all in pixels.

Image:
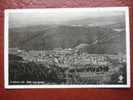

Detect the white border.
[{"left": 4, "top": 7, "right": 131, "bottom": 89}]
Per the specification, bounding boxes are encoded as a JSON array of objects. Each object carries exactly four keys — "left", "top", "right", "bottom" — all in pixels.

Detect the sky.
[{"left": 8, "top": 8, "right": 125, "bottom": 28}]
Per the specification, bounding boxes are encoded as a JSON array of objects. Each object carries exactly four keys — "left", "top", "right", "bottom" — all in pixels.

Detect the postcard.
[{"left": 4, "top": 7, "right": 130, "bottom": 88}]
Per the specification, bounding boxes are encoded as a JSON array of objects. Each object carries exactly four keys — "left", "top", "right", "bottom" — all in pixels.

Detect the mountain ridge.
[{"left": 9, "top": 23, "right": 126, "bottom": 54}]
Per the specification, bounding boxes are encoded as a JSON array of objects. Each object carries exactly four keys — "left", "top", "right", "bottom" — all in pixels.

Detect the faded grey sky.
[{"left": 8, "top": 8, "right": 125, "bottom": 28}]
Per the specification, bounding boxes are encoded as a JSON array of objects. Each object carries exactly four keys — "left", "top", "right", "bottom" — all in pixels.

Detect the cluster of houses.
[{"left": 9, "top": 46, "right": 126, "bottom": 67}]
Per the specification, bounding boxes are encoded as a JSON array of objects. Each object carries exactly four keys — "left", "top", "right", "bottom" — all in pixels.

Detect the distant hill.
[
  {"left": 64, "top": 15, "right": 125, "bottom": 27},
  {"left": 9, "top": 16, "right": 126, "bottom": 54}
]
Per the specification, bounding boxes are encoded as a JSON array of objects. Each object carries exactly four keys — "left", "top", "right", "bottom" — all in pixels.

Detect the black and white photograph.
[{"left": 4, "top": 7, "right": 130, "bottom": 88}]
